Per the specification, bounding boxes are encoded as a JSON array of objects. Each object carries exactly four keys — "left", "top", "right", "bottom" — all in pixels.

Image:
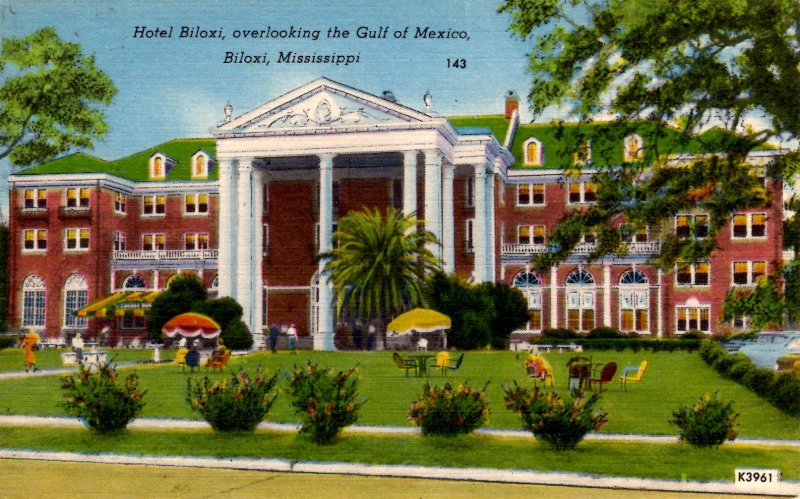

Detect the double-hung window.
[
  {"left": 676, "top": 261, "right": 709, "bottom": 286},
  {"left": 676, "top": 214, "right": 709, "bottom": 239},
  {"left": 66, "top": 188, "right": 90, "bottom": 208},
  {"left": 732, "top": 212, "right": 766, "bottom": 239},
  {"left": 64, "top": 228, "right": 89, "bottom": 251},
  {"left": 23, "top": 189, "right": 47, "bottom": 209},
  {"left": 185, "top": 193, "right": 209, "bottom": 214},
  {"left": 143, "top": 195, "right": 166, "bottom": 215},
  {"left": 23, "top": 229, "right": 47, "bottom": 251},
  {"left": 143, "top": 233, "right": 165, "bottom": 251},
  {"left": 568, "top": 182, "right": 596, "bottom": 204},
  {"left": 184, "top": 233, "right": 209, "bottom": 250},
  {"left": 732, "top": 261, "right": 767, "bottom": 285}
]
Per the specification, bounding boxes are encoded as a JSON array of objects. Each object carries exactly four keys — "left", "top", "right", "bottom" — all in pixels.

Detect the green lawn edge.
[{"left": 0, "top": 426, "right": 797, "bottom": 482}]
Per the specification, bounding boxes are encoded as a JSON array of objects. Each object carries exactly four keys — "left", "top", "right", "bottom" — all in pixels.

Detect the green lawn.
[
  {"left": 0, "top": 349, "right": 798, "bottom": 439},
  {"left": 0, "top": 427, "right": 797, "bottom": 482}
]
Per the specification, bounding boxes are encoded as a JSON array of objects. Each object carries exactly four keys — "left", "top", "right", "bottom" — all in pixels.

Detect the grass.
[
  {"left": 0, "top": 426, "right": 797, "bottom": 482},
  {"left": 0, "top": 349, "right": 797, "bottom": 440}
]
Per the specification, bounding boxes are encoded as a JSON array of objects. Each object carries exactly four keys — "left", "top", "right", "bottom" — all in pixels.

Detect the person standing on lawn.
[
  {"left": 22, "top": 331, "right": 39, "bottom": 372},
  {"left": 286, "top": 323, "right": 297, "bottom": 353},
  {"left": 269, "top": 323, "right": 279, "bottom": 353}
]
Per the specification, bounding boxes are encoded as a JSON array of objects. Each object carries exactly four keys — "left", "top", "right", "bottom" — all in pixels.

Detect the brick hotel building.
[{"left": 6, "top": 78, "right": 785, "bottom": 349}]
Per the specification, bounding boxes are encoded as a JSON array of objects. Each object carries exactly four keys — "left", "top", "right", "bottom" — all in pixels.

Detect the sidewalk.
[{"left": 0, "top": 414, "right": 798, "bottom": 496}]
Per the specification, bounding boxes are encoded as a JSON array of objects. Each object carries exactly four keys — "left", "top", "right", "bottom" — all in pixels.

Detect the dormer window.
[
  {"left": 573, "top": 139, "right": 592, "bottom": 166},
  {"left": 523, "top": 137, "right": 544, "bottom": 166},
  {"left": 191, "top": 151, "right": 213, "bottom": 179},
  {"left": 149, "top": 153, "right": 174, "bottom": 180},
  {"left": 624, "top": 134, "right": 644, "bottom": 162}
]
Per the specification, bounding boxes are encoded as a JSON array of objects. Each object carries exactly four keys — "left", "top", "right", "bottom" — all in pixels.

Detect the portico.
[{"left": 213, "top": 78, "right": 512, "bottom": 350}]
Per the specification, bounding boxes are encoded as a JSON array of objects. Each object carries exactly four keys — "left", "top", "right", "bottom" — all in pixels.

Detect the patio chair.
[
  {"left": 175, "top": 347, "right": 188, "bottom": 371},
  {"left": 433, "top": 351, "right": 450, "bottom": 373},
  {"left": 526, "top": 355, "right": 554, "bottom": 387},
  {"left": 206, "top": 350, "right": 231, "bottom": 372},
  {"left": 620, "top": 360, "right": 648, "bottom": 391},
  {"left": 441, "top": 353, "right": 464, "bottom": 375},
  {"left": 589, "top": 362, "right": 617, "bottom": 392},
  {"left": 393, "top": 352, "right": 418, "bottom": 377},
  {"left": 417, "top": 338, "right": 428, "bottom": 351}
]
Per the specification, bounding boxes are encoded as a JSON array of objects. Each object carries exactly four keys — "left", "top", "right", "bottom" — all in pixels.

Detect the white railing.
[
  {"left": 501, "top": 241, "right": 662, "bottom": 256},
  {"left": 113, "top": 249, "right": 219, "bottom": 260}
]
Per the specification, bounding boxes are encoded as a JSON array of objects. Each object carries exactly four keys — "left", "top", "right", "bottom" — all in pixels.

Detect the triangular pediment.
[{"left": 218, "top": 78, "right": 434, "bottom": 133}]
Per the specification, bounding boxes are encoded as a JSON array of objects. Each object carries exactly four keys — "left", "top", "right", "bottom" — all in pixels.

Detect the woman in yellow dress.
[{"left": 22, "top": 332, "right": 39, "bottom": 372}]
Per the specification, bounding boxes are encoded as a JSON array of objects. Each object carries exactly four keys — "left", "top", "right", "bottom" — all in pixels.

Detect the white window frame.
[
  {"left": 122, "top": 274, "right": 147, "bottom": 290},
  {"left": 517, "top": 224, "right": 545, "bottom": 245},
  {"left": 675, "top": 213, "right": 709, "bottom": 240},
  {"left": 184, "top": 193, "right": 209, "bottom": 215},
  {"left": 517, "top": 183, "right": 545, "bottom": 206},
  {"left": 142, "top": 195, "right": 166, "bottom": 216},
  {"left": 567, "top": 182, "right": 597, "bottom": 204},
  {"left": 731, "top": 212, "right": 767, "bottom": 239},
  {"left": 465, "top": 176, "right": 475, "bottom": 208},
  {"left": 64, "top": 228, "right": 89, "bottom": 252},
  {"left": 523, "top": 137, "right": 544, "bottom": 166},
  {"left": 565, "top": 269, "right": 596, "bottom": 332},
  {"left": 513, "top": 271, "right": 543, "bottom": 331},
  {"left": 23, "top": 189, "right": 47, "bottom": 210},
  {"left": 65, "top": 187, "right": 90, "bottom": 209},
  {"left": 465, "top": 218, "right": 474, "bottom": 253},
  {"left": 573, "top": 139, "right": 592, "bottom": 166},
  {"left": 114, "top": 192, "right": 126, "bottom": 214},
  {"left": 142, "top": 233, "right": 165, "bottom": 251},
  {"left": 21, "top": 275, "right": 46, "bottom": 328},
  {"left": 113, "top": 231, "right": 127, "bottom": 251},
  {"left": 676, "top": 305, "right": 711, "bottom": 334},
  {"left": 149, "top": 154, "right": 169, "bottom": 179},
  {"left": 676, "top": 261, "right": 710, "bottom": 287},
  {"left": 191, "top": 151, "right": 212, "bottom": 179},
  {"left": 623, "top": 134, "right": 644, "bottom": 162},
  {"left": 63, "top": 274, "right": 88, "bottom": 329},
  {"left": 621, "top": 224, "right": 649, "bottom": 243},
  {"left": 184, "top": 232, "right": 209, "bottom": 250},
  {"left": 22, "top": 229, "right": 47, "bottom": 252},
  {"left": 732, "top": 260, "right": 767, "bottom": 286},
  {"left": 618, "top": 270, "right": 650, "bottom": 334}
]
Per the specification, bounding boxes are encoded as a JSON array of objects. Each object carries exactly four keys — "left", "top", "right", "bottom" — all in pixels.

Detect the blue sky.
[{"left": 0, "top": 0, "right": 540, "bottom": 215}]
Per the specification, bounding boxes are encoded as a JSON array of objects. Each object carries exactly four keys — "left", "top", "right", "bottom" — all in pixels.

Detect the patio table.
[{"left": 407, "top": 353, "right": 435, "bottom": 377}]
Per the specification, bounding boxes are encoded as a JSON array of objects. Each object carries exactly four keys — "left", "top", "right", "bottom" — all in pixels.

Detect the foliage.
[
  {"left": 408, "top": 382, "right": 490, "bottom": 436},
  {"left": 148, "top": 275, "right": 207, "bottom": 340},
  {"left": 503, "top": 382, "right": 607, "bottom": 450},
  {"left": 478, "top": 282, "right": 530, "bottom": 349},
  {"left": 220, "top": 319, "right": 252, "bottom": 350},
  {"left": 587, "top": 326, "right": 624, "bottom": 339},
  {"left": 541, "top": 327, "right": 578, "bottom": 340},
  {"left": 426, "top": 272, "right": 493, "bottom": 350},
  {"left": 192, "top": 297, "right": 243, "bottom": 329},
  {"left": 61, "top": 362, "right": 146, "bottom": 433},
  {"left": 498, "top": 0, "right": 799, "bottom": 271},
  {"left": 721, "top": 273, "right": 785, "bottom": 331},
  {"left": 283, "top": 362, "right": 366, "bottom": 444},
  {"left": 769, "top": 373, "right": 800, "bottom": 416},
  {"left": 0, "top": 28, "right": 116, "bottom": 167},
  {"left": 671, "top": 392, "right": 738, "bottom": 447},
  {"left": 186, "top": 367, "right": 278, "bottom": 432},
  {"left": 320, "top": 207, "right": 441, "bottom": 323}
]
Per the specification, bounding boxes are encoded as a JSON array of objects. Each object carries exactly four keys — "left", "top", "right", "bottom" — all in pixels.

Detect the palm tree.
[{"left": 319, "top": 207, "right": 441, "bottom": 324}]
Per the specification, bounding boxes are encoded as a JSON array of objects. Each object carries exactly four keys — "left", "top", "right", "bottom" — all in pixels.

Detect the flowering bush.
[
  {"left": 670, "top": 392, "right": 738, "bottom": 447},
  {"left": 187, "top": 367, "right": 278, "bottom": 432},
  {"left": 284, "top": 362, "right": 366, "bottom": 444},
  {"left": 61, "top": 362, "right": 146, "bottom": 433},
  {"left": 503, "top": 382, "right": 607, "bottom": 450},
  {"left": 408, "top": 382, "right": 489, "bottom": 436}
]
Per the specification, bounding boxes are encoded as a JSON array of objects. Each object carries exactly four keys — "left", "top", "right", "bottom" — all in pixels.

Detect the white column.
[
  {"left": 402, "top": 151, "right": 417, "bottom": 217},
  {"left": 316, "top": 154, "right": 335, "bottom": 351},
  {"left": 550, "top": 266, "right": 558, "bottom": 328},
  {"left": 217, "top": 158, "right": 236, "bottom": 297},
  {"left": 424, "top": 150, "right": 443, "bottom": 262},
  {"left": 153, "top": 270, "right": 159, "bottom": 290},
  {"left": 236, "top": 158, "right": 254, "bottom": 336},
  {"left": 441, "top": 163, "right": 455, "bottom": 273},
  {"left": 485, "top": 169, "right": 496, "bottom": 281},
  {"left": 253, "top": 169, "right": 265, "bottom": 343},
  {"left": 657, "top": 268, "right": 664, "bottom": 338},
  {"left": 473, "top": 165, "right": 487, "bottom": 282},
  {"left": 603, "top": 264, "right": 612, "bottom": 327}
]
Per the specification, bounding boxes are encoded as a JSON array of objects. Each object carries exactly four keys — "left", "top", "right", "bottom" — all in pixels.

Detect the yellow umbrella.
[{"left": 386, "top": 308, "right": 451, "bottom": 334}]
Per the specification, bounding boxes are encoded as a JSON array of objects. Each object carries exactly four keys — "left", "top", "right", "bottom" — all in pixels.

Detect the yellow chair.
[
  {"left": 175, "top": 347, "right": 188, "bottom": 371},
  {"left": 433, "top": 351, "right": 450, "bottom": 373},
  {"left": 525, "top": 355, "right": 554, "bottom": 387},
  {"left": 620, "top": 360, "right": 648, "bottom": 391},
  {"left": 393, "top": 352, "right": 418, "bottom": 377}
]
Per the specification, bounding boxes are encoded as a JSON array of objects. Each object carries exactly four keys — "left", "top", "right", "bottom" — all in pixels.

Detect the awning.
[
  {"left": 162, "top": 312, "right": 221, "bottom": 339},
  {"left": 75, "top": 290, "right": 161, "bottom": 318},
  {"left": 386, "top": 308, "right": 451, "bottom": 334}
]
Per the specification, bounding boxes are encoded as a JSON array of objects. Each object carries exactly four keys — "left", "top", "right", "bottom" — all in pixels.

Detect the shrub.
[
  {"left": 587, "top": 326, "right": 624, "bottom": 339},
  {"left": 670, "top": 392, "right": 738, "bottom": 447},
  {"left": 408, "top": 382, "right": 489, "bottom": 436},
  {"left": 742, "top": 367, "right": 776, "bottom": 395},
  {"left": 193, "top": 297, "right": 243, "bottom": 330},
  {"left": 0, "top": 336, "right": 16, "bottom": 349},
  {"left": 769, "top": 373, "right": 800, "bottom": 416},
  {"left": 541, "top": 327, "right": 577, "bottom": 340},
  {"left": 61, "top": 362, "right": 146, "bottom": 433},
  {"left": 681, "top": 330, "right": 706, "bottom": 340},
  {"left": 726, "top": 358, "right": 753, "bottom": 381},
  {"left": 284, "top": 362, "right": 366, "bottom": 444},
  {"left": 503, "top": 382, "right": 607, "bottom": 450},
  {"left": 187, "top": 367, "right": 278, "bottom": 432},
  {"left": 222, "top": 319, "right": 253, "bottom": 350}
]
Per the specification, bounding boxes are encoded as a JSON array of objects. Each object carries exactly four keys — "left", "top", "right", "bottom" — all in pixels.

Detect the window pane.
[{"left": 621, "top": 310, "right": 634, "bottom": 331}]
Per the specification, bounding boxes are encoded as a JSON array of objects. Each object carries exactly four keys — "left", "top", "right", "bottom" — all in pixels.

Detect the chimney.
[
  {"left": 504, "top": 90, "right": 519, "bottom": 119},
  {"left": 382, "top": 90, "right": 397, "bottom": 103}
]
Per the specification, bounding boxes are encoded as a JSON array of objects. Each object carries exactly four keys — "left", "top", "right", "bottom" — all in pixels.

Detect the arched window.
[
  {"left": 152, "top": 157, "right": 163, "bottom": 178},
  {"left": 513, "top": 271, "right": 543, "bottom": 331},
  {"left": 573, "top": 139, "right": 592, "bottom": 166},
  {"left": 619, "top": 269, "right": 649, "bottom": 333},
  {"left": 22, "top": 275, "right": 46, "bottom": 327},
  {"left": 624, "top": 134, "right": 644, "bottom": 162},
  {"left": 63, "top": 274, "right": 88, "bottom": 328},
  {"left": 195, "top": 154, "right": 204, "bottom": 177},
  {"left": 523, "top": 138, "right": 544, "bottom": 166},
  {"left": 122, "top": 274, "right": 147, "bottom": 290},
  {"left": 565, "top": 269, "right": 595, "bottom": 332},
  {"left": 208, "top": 274, "right": 218, "bottom": 295}
]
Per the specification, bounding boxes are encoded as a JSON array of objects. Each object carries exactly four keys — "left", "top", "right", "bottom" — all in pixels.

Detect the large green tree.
[
  {"left": 320, "top": 207, "right": 442, "bottom": 323},
  {"left": 1, "top": 27, "right": 116, "bottom": 167},
  {"left": 148, "top": 275, "right": 207, "bottom": 340},
  {"left": 499, "top": 0, "right": 800, "bottom": 327}
]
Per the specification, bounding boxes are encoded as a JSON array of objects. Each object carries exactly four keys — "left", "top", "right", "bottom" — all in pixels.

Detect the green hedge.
[
  {"left": 698, "top": 341, "right": 800, "bottom": 417},
  {"left": 532, "top": 328, "right": 699, "bottom": 353}
]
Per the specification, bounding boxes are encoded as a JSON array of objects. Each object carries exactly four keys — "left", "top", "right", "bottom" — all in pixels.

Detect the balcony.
[
  {"left": 501, "top": 241, "right": 662, "bottom": 256},
  {"left": 15, "top": 207, "right": 48, "bottom": 220},
  {"left": 58, "top": 206, "right": 91, "bottom": 219},
  {"left": 113, "top": 249, "right": 218, "bottom": 261}
]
